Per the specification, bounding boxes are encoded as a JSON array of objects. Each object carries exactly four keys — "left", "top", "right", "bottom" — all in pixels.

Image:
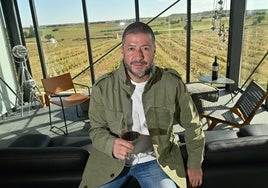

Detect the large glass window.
[
  {"left": 241, "top": 0, "right": 268, "bottom": 89},
  {"left": 16, "top": 0, "right": 267, "bottom": 90}
]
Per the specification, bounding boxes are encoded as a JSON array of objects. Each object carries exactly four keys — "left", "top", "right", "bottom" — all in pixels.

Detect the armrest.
[{"left": 73, "top": 82, "right": 91, "bottom": 95}]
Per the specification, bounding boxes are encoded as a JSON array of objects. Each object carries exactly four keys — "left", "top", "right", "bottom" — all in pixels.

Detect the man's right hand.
[{"left": 112, "top": 138, "right": 134, "bottom": 160}]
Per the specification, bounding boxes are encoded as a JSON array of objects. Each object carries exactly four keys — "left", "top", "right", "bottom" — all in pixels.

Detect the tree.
[
  {"left": 45, "top": 34, "right": 54, "bottom": 40},
  {"left": 257, "top": 16, "right": 265, "bottom": 23},
  {"left": 28, "top": 25, "right": 35, "bottom": 38}
]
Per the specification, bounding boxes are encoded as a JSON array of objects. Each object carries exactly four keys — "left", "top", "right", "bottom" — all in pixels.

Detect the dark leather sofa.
[
  {"left": 180, "top": 123, "right": 268, "bottom": 188},
  {"left": 0, "top": 134, "right": 91, "bottom": 188},
  {"left": 0, "top": 124, "right": 267, "bottom": 188}
]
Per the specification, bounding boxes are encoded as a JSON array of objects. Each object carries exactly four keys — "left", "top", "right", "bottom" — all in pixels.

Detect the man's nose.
[{"left": 135, "top": 48, "right": 144, "bottom": 60}]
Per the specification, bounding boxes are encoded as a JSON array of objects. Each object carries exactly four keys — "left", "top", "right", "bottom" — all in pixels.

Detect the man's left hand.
[{"left": 187, "top": 168, "right": 203, "bottom": 187}]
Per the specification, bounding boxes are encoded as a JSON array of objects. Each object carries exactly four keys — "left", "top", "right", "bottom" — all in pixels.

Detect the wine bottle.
[{"left": 212, "top": 56, "right": 219, "bottom": 80}]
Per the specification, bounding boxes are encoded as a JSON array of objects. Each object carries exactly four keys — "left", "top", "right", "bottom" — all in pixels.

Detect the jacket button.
[
  {"left": 83, "top": 186, "right": 88, "bottom": 188},
  {"left": 110, "top": 173, "right": 115, "bottom": 178}
]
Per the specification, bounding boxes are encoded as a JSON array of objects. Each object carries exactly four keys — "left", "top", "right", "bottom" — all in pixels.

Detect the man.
[{"left": 79, "top": 22, "right": 204, "bottom": 188}]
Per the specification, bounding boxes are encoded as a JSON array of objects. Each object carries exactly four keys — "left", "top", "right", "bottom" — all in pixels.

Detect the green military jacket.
[{"left": 79, "top": 63, "right": 205, "bottom": 188}]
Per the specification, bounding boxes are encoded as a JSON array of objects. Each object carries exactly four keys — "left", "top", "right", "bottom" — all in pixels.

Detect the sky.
[{"left": 17, "top": 0, "right": 268, "bottom": 27}]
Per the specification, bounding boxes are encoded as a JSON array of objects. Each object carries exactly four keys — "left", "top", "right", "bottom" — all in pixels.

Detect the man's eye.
[
  {"left": 127, "top": 47, "right": 135, "bottom": 51},
  {"left": 141, "top": 46, "right": 150, "bottom": 51},
  {"left": 144, "top": 47, "right": 149, "bottom": 51}
]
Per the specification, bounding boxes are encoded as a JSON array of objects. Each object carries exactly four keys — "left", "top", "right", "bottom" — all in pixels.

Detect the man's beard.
[{"left": 124, "top": 60, "right": 153, "bottom": 79}]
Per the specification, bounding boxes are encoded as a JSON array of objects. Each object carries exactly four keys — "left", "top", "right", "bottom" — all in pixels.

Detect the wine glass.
[{"left": 120, "top": 131, "right": 140, "bottom": 167}]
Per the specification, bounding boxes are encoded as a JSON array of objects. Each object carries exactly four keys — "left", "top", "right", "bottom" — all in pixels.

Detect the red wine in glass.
[{"left": 120, "top": 131, "right": 140, "bottom": 166}]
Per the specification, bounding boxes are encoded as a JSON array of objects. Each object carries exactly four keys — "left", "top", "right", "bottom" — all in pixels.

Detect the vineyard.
[{"left": 25, "top": 10, "right": 268, "bottom": 91}]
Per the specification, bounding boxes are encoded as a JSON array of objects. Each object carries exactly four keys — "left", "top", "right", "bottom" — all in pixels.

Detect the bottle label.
[{"left": 212, "top": 66, "right": 218, "bottom": 71}]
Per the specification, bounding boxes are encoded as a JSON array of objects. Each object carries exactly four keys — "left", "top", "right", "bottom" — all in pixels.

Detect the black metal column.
[
  {"left": 226, "top": 0, "right": 246, "bottom": 90},
  {"left": 29, "top": 0, "right": 47, "bottom": 79},
  {"left": 186, "top": 0, "right": 191, "bottom": 83},
  {"left": 135, "top": 0, "right": 140, "bottom": 22},
  {"left": 81, "top": 0, "right": 95, "bottom": 85}
]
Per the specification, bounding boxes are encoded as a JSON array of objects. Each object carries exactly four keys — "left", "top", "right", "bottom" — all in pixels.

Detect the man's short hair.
[{"left": 122, "top": 22, "right": 155, "bottom": 45}]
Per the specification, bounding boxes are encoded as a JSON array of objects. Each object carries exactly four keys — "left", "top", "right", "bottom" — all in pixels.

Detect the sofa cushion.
[
  {"left": 177, "top": 129, "right": 238, "bottom": 144},
  {"left": 204, "top": 130, "right": 238, "bottom": 143},
  {"left": 238, "top": 124, "right": 268, "bottom": 137},
  {"left": 8, "top": 134, "right": 51, "bottom": 147},
  {"left": 49, "top": 135, "right": 92, "bottom": 151}
]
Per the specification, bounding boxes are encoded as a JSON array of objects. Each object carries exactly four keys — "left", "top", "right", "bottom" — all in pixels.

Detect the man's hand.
[
  {"left": 187, "top": 168, "right": 203, "bottom": 187},
  {"left": 112, "top": 138, "right": 134, "bottom": 160}
]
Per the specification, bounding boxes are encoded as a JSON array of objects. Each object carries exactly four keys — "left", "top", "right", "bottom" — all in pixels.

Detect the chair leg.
[
  {"left": 75, "top": 105, "right": 80, "bottom": 117},
  {"left": 48, "top": 104, "right": 68, "bottom": 135},
  {"left": 48, "top": 104, "right": 52, "bottom": 128},
  {"left": 61, "top": 106, "right": 68, "bottom": 135}
]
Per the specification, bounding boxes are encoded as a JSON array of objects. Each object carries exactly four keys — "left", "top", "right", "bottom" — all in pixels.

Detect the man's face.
[{"left": 122, "top": 33, "right": 155, "bottom": 82}]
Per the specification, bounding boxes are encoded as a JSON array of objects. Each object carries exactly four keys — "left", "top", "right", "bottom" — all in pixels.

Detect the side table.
[
  {"left": 199, "top": 76, "right": 235, "bottom": 101},
  {"left": 186, "top": 82, "right": 219, "bottom": 115}
]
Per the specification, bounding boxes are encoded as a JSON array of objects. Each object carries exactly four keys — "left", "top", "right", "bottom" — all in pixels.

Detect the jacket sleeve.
[
  {"left": 88, "top": 83, "right": 117, "bottom": 158},
  {"left": 175, "top": 79, "right": 205, "bottom": 169}
]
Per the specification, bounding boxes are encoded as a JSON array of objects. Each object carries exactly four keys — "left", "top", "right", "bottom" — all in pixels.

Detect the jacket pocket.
[
  {"left": 146, "top": 106, "right": 173, "bottom": 133},
  {"left": 105, "top": 109, "right": 124, "bottom": 134}
]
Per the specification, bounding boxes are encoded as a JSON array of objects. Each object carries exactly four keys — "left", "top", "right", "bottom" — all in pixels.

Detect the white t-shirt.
[{"left": 131, "top": 80, "right": 156, "bottom": 164}]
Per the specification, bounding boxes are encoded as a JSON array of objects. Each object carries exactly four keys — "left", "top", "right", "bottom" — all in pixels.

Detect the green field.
[{"left": 24, "top": 10, "right": 268, "bottom": 90}]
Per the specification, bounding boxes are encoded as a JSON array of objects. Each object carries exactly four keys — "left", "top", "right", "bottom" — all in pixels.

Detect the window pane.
[
  {"left": 17, "top": 0, "right": 44, "bottom": 89},
  {"left": 18, "top": 0, "right": 90, "bottom": 88},
  {"left": 140, "top": 0, "right": 187, "bottom": 81},
  {"left": 86, "top": 0, "right": 135, "bottom": 80},
  {"left": 241, "top": 0, "right": 268, "bottom": 89},
  {"left": 191, "top": 0, "right": 230, "bottom": 82},
  {"left": 139, "top": 0, "right": 231, "bottom": 83}
]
